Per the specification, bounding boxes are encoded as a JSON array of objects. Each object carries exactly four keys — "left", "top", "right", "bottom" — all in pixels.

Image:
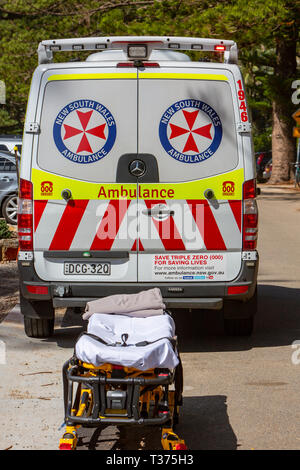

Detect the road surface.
[{"left": 1, "top": 184, "right": 300, "bottom": 450}]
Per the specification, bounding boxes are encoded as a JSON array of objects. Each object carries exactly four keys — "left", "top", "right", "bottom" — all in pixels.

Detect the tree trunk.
[{"left": 269, "top": 37, "right": 297, "bottom": 184}]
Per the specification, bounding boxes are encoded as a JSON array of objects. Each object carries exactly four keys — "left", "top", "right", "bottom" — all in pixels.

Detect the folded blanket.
[{"left": 82, "top": 288, "right": 166, "bottom": 320}]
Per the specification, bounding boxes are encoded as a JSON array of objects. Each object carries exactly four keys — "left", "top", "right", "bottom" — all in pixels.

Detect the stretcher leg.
[
  {"left": 59, "top": 386, "right": 92, "bottom": 450},
  {"left": 161, "top": 427, "right": 187, "bottom": 450},
  {"left": 160, "top": 389, "right": 187, "bottom": 450},
  {"left": 59, "top": 425, "right": 78, "bottom": 450}
]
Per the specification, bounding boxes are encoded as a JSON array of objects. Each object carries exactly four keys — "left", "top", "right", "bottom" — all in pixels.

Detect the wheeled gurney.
[{"left": 59, "top": 311, "right": 187, "bottom": 450}]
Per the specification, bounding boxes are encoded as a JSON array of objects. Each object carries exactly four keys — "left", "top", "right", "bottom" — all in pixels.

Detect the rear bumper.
[
  {"left": 18, "top": 255, "right": 258, "bottom": 311},
  {"left": 52, "top": 296, "right": 224, "bottom": 309}
]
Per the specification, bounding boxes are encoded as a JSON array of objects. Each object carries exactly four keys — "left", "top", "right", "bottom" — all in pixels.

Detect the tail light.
[
  {"left": 26, "top": 285, "right": 49, "bottom": 295},
  {"left": 227, "top": 285, "right": 249, "bottom": 295},
  {"left": 18, "top": 178, "right": 33, "bottom": 251},
  {"left": 214, "top": 44, "right": 226, "bottom": 52},
  {"left": 242, "top": 179, "right": 258, "bottom": 250}
]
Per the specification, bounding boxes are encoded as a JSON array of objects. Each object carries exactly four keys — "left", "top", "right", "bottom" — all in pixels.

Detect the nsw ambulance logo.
[
  {"left": 159, "top": 99, "right": 222, "bottom": 164},
  {"left": 53, "top": 100, "right": 116, "bottom": 164}
]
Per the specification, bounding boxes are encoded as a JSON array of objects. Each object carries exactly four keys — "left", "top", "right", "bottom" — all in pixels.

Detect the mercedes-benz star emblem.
[{"left": 129, "top": 159, "right": 146, "bottom": 177}]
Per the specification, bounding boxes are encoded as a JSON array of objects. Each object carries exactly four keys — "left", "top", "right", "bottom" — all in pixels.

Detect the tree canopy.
[{"left": 0, "top": 0, "right": 299, "bottom": 180}]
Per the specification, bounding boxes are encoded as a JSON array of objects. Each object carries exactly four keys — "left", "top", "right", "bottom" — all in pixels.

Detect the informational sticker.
[
  {"left": 159, "top": 99, "right": 222, "bottom": 164},
  {"left": 152, "top": 253, "right": 227, "bottom": 281},
  {"left": 53, "top": 99, "right": 116, "bottom": 164}
]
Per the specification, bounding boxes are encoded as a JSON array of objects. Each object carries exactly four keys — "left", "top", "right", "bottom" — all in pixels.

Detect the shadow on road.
[
  {"left": 173, "top": 283, "right": 300, "bottom": 353},
  {"left": 74, "top": 395, "right": 236, "bottom": 451},
  {"left": 43, "top": 284, "right": 300, "bottom": 354}
]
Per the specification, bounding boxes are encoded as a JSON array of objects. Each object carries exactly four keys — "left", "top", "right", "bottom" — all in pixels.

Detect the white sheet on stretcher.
[{"left": 75, "top": 313, "right": 179, "bottom": 371}]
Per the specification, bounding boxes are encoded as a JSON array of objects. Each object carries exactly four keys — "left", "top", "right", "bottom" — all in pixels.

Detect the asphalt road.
[{"left": 1, "top": 184, "right": 300, "bottom": 450}]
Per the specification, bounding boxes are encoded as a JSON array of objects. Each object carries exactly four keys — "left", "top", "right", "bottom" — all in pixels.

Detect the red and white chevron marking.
[{"left": 33, "top": 199, "right": 242, "bottom": 251}]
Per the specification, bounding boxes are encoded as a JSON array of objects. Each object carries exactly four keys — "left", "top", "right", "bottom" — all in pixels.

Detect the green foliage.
[
  {"left": 0, "top": 219, "right": 11, "bottom": 239},
  {"left": 0, "top": 0, "right": 299, "bottom": 148}
]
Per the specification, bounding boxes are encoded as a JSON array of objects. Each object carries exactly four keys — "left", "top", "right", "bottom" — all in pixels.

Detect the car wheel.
[
  {"left": 223, "top": 287, "right": 257, "bottom": 336},
  {"left": 20, "top": 292, "right": 55, "bottom": 338},
  {"left": 24, "top": 317, "right": 54, "bottom": 338},
  {"left": 3, "top": 195, "right": 18, "bottom": 225}
]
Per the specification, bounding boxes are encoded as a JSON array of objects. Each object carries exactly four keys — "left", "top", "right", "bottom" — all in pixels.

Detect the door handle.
[
  {"left": 143, "top": 209, "right": 175, "bottom": 217},
  {"left": 1, "top": 177, "right": 11, "bottom": 182}
]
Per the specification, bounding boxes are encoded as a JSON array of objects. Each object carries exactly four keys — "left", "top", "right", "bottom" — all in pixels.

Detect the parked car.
[
  {"left": 262, "top": 158, "right": 272, "bottom": 181},
  {"left": 0, "top": 134, "right": 22, "bottom": 155},
  {"left": 0, "top": 150, "right": 18, "bottom": 224},
  {"left": 256, "top": 150, "right": 271, "bottom": 182}
]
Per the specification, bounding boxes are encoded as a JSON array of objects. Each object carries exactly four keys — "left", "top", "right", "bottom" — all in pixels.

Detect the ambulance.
[{"left": 18, "top": 36, "right": 259, "bottom": 338}]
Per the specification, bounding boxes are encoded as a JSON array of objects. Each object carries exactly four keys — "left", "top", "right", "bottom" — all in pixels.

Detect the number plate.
[{"left": 64, "top": 262, "right": 111, "bottom": 275}]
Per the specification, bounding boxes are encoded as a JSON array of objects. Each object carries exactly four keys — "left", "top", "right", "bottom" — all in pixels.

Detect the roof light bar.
[
  {"left": 72, "top": 44, "right": 84, "bottom": 50},
  {"left": 191, "top": 44, "right": 203, "bottom": 50},
  {"left": 38, "top": 36, "right": 238, "bottom": 64},
  {"left": 49, "top": 45, "right": 61, "bottom": 51}
]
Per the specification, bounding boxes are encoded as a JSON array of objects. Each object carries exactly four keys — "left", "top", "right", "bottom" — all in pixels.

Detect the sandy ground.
[{"left": 0, "top": 261, "right": 19, "bottom": 323}]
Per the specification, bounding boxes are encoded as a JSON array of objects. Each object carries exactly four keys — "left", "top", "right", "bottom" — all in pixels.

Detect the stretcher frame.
[{"left": 59, "top": 356, "right": 187, "bottom": 450}]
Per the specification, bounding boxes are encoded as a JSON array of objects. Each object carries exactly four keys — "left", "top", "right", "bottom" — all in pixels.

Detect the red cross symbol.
[
  {"left": 169, "top": 110, "right": 212, "bottom": 153},
  {"left": 63, "top": 110, "right": 106, "bottom": 154}
]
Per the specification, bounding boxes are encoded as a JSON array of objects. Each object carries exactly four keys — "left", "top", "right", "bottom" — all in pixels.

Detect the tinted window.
[
  {"left": 0, "top": 144, "right": 8, "bottom": 151},
  {"left": 0, "top": 157, "right": 16, "bottom": 172}
]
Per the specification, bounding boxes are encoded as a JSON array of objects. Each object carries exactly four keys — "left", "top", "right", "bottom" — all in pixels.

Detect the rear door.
[
  {"left": 136, "top": 67, "right": 243, "bottom": 282},
  {"left": 32, "top": 67, "right": 139, "bottom": 282}
]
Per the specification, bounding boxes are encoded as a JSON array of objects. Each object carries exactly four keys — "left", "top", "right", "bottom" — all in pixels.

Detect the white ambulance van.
[{"left": 18, "top": 37, "right": 258, "bottom": 338}]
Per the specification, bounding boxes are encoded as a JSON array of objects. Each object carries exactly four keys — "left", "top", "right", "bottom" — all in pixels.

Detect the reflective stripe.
[
  {"left": 34, "top": 201, "right": 66, "bottom": 250},
  {"left": 139, "top": 73, "right": 228, "bottom": 81},
  {"left": 34, "top": 200, "right": 48, "bottom": 232},
  {"left": 228, "top": 200, "right": 242, "bottom": 232},
  {"left": 136, "top": 201, "right": 165, "bottom": 251},
  {"left": 70, "top": 200, "right": 108, "bottom": 250},
  {"left": 34, "top": 198, "right": 242, "bottom": 252},
  {"left": 31, "top": 168, "right": 244, "bottom": 200},
  {"left": 171, "top": 199, "right": 205, "bottom": 251},
  {"left": 209, "top": 200, "right": 241, "bottom": 249},
  {"left": 47, "top": 73, "right": 137, "bottom": 81},
  {"left": 187, "top": 200, "right": 226, "bottom": 251},
  {"left": 144, "top": 199, "right": 186, "bottom": 251},
  {"left": 49, "top": 199, "right": 89, "bottom": 251},
  {"left": 90, "top": 199, "right": 131, "bottom": 251}
]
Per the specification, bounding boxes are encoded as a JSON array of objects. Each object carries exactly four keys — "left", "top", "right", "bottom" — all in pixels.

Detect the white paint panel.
[{"left": 138, "top": 251, "right": 241, "bottom": 282}]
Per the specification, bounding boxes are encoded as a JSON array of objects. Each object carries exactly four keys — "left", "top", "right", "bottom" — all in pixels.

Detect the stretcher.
[{"left": 59, "top": 312, "right": 187, "bottom": 450}]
